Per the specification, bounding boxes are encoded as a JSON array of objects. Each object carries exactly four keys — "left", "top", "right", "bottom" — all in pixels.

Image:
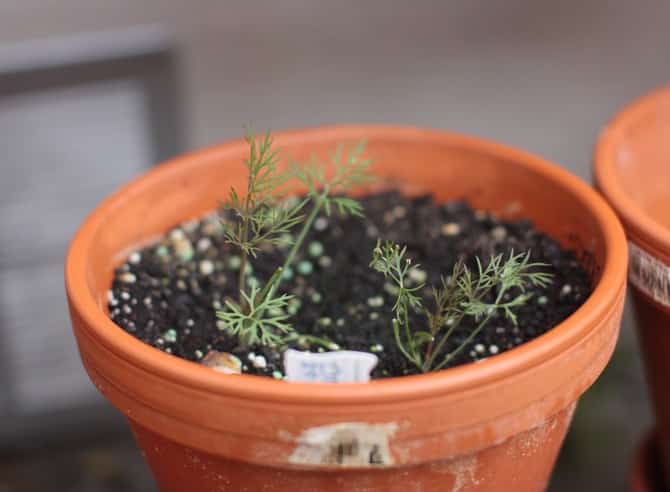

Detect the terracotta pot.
[
  {"left": 631, "top": 432, "right": 666, "bottom": 492},
  {"left": 66, "top": 126, "right": 627, "bottom": 491},
  {"left": 595, "top": 86, "right": 670, "bottom": 481}
]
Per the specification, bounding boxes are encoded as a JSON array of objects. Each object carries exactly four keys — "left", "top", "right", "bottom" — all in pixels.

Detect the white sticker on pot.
[
  {"left": 629, "top": 242, "right": 670, "bottom": 307},
  {"left": 284, "top": 349, "right": 378, "bottom": 383}
]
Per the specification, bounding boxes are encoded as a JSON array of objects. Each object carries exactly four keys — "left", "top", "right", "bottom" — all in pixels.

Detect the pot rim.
[
  {"left": 66, "top": 125, "right": 627, "bottom": 405},
  {"left": 594, "top": 85, "right": 670, "bottom": 263}
]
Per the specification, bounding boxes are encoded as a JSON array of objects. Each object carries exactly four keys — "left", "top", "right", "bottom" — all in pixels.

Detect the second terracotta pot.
[
  {"left": 595, "top": 86, "right": 670, "bottom": 482},
  {"left": 631, "top": 432, "right": 667, "bottom": 492},
  {"left": 66, "top": 126, "right": 627, "bottom": 491}
]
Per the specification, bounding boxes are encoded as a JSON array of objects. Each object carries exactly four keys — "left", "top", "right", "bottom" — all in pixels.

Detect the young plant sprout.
[
  {"left": 370, "top": 240, "right": 553, "bottom": 372},
  {"left": 217, "top": 130, "right": 373, "bottom": 349}
]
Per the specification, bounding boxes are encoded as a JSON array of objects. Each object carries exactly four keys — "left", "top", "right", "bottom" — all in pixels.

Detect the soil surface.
[{"left": 108, "top": 191, "right": 591, "bottom": 379}]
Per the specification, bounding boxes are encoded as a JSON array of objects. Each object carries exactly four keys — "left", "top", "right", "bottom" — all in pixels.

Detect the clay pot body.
[
  {"left": 595, "top": 86, "right": 670, "bottom": 482},
  {"left": 631, "top": 432, "right": 666, "bottom": 492},
  {"left": 67, "top": 126, "right": 627, "bottom": 491}
]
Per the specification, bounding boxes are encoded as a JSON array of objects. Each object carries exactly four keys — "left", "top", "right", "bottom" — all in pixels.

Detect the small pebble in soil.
[
  {"left": 175, "top": 239, "right": 194, "bottom": 262},
  {"left": 201, "top": 351, "right": 242, "bottom": 374},
  {"left": 441, "top": 222, "right": 461, "bottom": 236},
  {"left": 227, "top": 256, "right": 242, "bottom": 270},
  {"left": 156, "top": 245, "right": 169, "bottom": 257},
  {"left": 491, "top": 226, "right": 507, "bottom": 241},
  {"left": 314, "top": 217, "right": 328, "bottom": 231},
  {"left": 169, "top": 229, "right": 184, "bottom": 240},
  {"left": 370, "top": 344, "right": 384, "bottom": 353},
  {"left": 199, "top": 260, "right": 215, "bottom": 276},
  {"left": 318, "top": 256, "right": 333, "bottom": 268},
  {"left": 409, "top": 268, "right": 427, "bottom": 284},
  {"left": 108, "top": 291, "right": 118, "bottom": 306},
  {"left": 119, "top": 273, "right": 136, "bottom": 284},
  {"left": 163, "top": 329, "right": 177, "bottom": 343},
  {"left": 489, "top": 345, "right": 500, "bottom": 355},
  {"left": 252, "top": 355, "right": 267, "bottom": 369},
  {"left": 310, "top": 292, "right": 322, "bottom": 303},
  {"left": 393, "top": 205, "right": 407, "bottom": 219},
  {"left": 183, "top": 220, "right": 199, "bottom": 233},
  {"left": 129, "top": 252, "right": 141, "bottom": 264},
  {"left": 308, "top": 241, "right": 324, "bottom": 258},
  {"left": 297, "top": 261, "right": 313, "bottom": 276},
  {"left": 367, "top": 296, "right": 384, "bottom": 308},
  {"left": 281, "top": 267, "right": 294, "bottom": 280},
  {"left": 197, "top": 237, "right": 212, "bottom": 252}
]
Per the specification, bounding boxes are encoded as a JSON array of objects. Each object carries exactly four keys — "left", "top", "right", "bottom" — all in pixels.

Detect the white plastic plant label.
[
  {"left": 629, "top": 242, "right": 670, "bottom": 307},
  {"left": 284, "top": 349, "right": 379, "bottom": 383}
]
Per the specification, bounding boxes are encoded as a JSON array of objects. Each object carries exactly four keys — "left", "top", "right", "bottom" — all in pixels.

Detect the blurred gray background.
[{"left": 0, "top": 1, "right": 666, "bottom": 490}]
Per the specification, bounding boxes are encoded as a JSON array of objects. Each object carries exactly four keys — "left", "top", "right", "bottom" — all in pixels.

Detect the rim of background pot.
[
  {"left": 594, "top": 85, "right": 670, "bottom": 265},
  {"left": 66, "top": 125, "right": 626, "bottom": 405}
]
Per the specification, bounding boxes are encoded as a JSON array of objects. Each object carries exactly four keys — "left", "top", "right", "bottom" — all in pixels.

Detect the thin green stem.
[
  {"left": 261, "top": 189, "right": 328, "bottom": 302},
  {"left": 431, "top": 288, "right": 506, "bottom": 371},
  {"left": 393, "top": 319, "right": 421, "bottom": 369},
  {"left": 422, "top": 314, "right": 463, "bottom": 372},
  {"left": 238, "top": 248, "right": 248, "bottom": 309}
]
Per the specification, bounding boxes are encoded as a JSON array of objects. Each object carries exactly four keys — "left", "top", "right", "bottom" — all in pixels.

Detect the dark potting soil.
[{"left": 108, "top": 191, "right": 592, "bottom": 379}]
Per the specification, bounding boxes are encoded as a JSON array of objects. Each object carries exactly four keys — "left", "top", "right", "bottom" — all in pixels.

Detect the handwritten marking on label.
[
  {"left": 284, "top": 349, "right": 378, "bottom": 383},
  {"left": 288, "top": 422, "right": 398, "bottom": 467}
]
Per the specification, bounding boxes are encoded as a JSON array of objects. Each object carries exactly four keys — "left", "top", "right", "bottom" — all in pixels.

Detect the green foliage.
[
  {"left": 369, "top": 241, "right": 426, "bottom": 367},
  {"left": 216, "top": 129, "right": 374, "bottom": 349},
  {"left": 217, "top": 284, "right": 294, "bottom": 347},
  {"left": 291, "top": 140, "right": 373, "bottom": 218},
  {"left": 370, "top": 240, "right": 553, "bottom": 372},
  {"left": 222, "top": 130, "right": 297, "bottom": 255}
]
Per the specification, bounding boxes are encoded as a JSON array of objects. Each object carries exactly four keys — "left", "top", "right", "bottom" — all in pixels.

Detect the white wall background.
[{"left": 1, "top": 0, "right": 668, "bottom": 177}]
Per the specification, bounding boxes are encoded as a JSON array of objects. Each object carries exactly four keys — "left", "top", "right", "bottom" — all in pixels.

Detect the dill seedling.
[
  {"left": 370, "top": 240, "right": 553, "bottom": 372},
  {"left": 220, "top": 129, "right": 306, "bottom": 309},
  {"left": 217, "top": 131, "right": 373, "bottom": 349}
]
